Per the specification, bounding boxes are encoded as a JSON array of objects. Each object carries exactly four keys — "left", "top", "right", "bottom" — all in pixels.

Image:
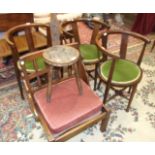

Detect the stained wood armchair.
[
  {"left": 17, "top": 50, "right": 110, "bottom": 141},
  {"left": 95, "top": 30, "right": 150, "bottom": 112},
  {"left": 5, "top": 23, "right": 52, "bottom": 99},
  {"left": 61, "top": 18, "right": 110, "bottom": 90}
]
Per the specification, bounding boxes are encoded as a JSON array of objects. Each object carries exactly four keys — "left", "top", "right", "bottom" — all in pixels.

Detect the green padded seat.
[
  {"left": 100, "top": 59, "right": 141, "bottom": 85},
  {"left": 79, "top": 44, "right": 103, "bottom": 63},
  {"left": 25, "top": 56, "right": 46, "bottom": 72}
]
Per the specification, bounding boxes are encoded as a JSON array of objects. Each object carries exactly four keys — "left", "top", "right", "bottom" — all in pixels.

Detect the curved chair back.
[
  {"left": 5, "top": 23, "right": 52, "bottom": 56},
  {"left": 96, "top": 30, "right": 150, "bottom": 66},
  {"left": 5, "top": 23, "right": 52, "bottom": 99},
  {"left": 18, "top": 50, "right": 110, "bottom": 141},
  {"left": 61, "top": 18, "right": 110, "bottom": 45}
]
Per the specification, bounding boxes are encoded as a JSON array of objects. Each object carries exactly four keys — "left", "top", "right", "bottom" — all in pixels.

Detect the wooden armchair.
[
  {"left": 5, "top": 23, "right": 52, "bottom": 99},
  {"left": 61, "top": 18, "right": 110, "bottom": 90},
  {"left": 18, "top": 50, "right": 110, "bottom": 141},
  {"left": 96, "top": 30, "right": 150, "bottom": 112}
]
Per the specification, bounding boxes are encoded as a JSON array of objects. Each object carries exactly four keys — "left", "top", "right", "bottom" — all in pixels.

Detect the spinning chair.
[
  {"left": 5, "top": 23, "right": 52, "bottom": 99},
  {"left": 18, "top": 50, "right": 110, "bottom": 141},
  {"left": 61, "top": 18, "right": 110, "bottom": 90},
  {"left": 96, "top": 30, "right": 150, "bottom": 112}
]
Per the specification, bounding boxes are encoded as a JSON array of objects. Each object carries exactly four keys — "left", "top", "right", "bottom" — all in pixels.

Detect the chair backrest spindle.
[
  {"left": 25, "top": 28, "right": 36, "bottom": 51},
  {"left": 90, "top": 22, "right": 101, "bottom": 44},
  {"left": 120, "top": 33, "right": 128, "bottom": 59}
]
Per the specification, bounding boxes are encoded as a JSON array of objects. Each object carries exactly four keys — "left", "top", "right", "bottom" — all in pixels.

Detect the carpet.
[{"left": 0, "top": 50, "right": 155, "bottom": 141}]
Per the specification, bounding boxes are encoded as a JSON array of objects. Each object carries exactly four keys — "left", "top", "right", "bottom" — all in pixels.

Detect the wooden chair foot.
[
  {"left": 126, "top": 85, "right": 137, "bottom": 112},
  {"left": 93, "top": 64, "right": 98, "bottom": 91},
  {"left": 20, "top": 89, "right": 25, "bottom": 100},
  {"left": 100, "top": 111, "right": 110, "bottom": 132},
  {"left": 17, "top": 77, "right": 25, "bottom": 100},
  {"left": 126, "top": 108, "right": 130, "bottom": 112}
]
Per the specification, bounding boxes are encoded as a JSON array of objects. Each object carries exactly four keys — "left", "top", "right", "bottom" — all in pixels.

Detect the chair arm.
[{"left": 95, "top": 32, "right": 120, "bottom": 59}]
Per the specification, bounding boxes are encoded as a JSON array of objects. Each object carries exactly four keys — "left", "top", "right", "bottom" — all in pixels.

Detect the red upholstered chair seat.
[{"left": 34, "top": 78, "right": 103, "bottom": 134}]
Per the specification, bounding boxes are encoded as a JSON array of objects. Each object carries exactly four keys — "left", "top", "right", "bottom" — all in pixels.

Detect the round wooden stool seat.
[
  {"left": 43, "top": 45, "right": 83, "bottom": 102},
  {"left": 43, "top": 45, "right": 80, "bottom": 67}
]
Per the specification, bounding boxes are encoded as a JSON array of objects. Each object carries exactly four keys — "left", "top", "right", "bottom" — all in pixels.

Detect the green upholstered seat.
[
  {"left": 100, "top": 59, "right": 141, "bottom": 85},
  {"left": 79, "top": 44, "right": 103, "bottom": 63},
  {"left": 25, "top": 56, "right": 46, "bottom": 72}
]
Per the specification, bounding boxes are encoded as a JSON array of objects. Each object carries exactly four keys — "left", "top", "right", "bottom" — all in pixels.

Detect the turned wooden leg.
[
  {"left": 150, "top": 40, "right": 155, "bottom": 52},
  {"left": 103, "top": 59, "right": 116, "bottom": 104},
  {"left": 47, "top": 66, "right": 53, "bottom": 103},
  {"left": 73, "top": 63, "right": 83, "bottom": 95},
  {"left": 126, "top": 84, "right": 137, "bottom": 112},
  {"left": 128, "top": 86, "right": 132, "bottom": 94},
  {"left": 67, "top": 66, "right": 72, "bottom": 76},
  {"left": 100, "top": 110, "right": 111, "bottom": 132},
  {"left": 14, "top": 62, "right": 25, "bottom": 100},
  {"left": 103, "top": 83, "right": 111, "bottom": 104},
  {"left": 97, "top": 79, "right": 102, "bottom": 89},
  {"left": 94, "top": 63, "right": 98, "bottom": 91}
]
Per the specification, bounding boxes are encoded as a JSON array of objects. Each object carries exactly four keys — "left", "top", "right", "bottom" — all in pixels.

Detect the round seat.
[
  {"left": 17, "top": 56, "right": 46, "bottom": 73},
  {"left": 79, "top": 44, "right": 103, "bottom": 63},
  {"left": 100, "top": 59, "right": 142, "bottom": 85},
  {"left": 43, "top": 45, "right": 80, "bottom": 67}
]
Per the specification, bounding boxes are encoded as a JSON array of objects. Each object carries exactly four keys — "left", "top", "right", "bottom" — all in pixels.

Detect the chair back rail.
[
  {"left": 5, "top": 23, "right": 52, "bottom": 50},
  {"left": 97, "top": 30, "right": 150, "bottom": 65},
  {"left": 4, "top": 23, "right": 53, "bottom": 99},
  {"left": 61, "top": 18, "right": 110, "bottom": 45}
]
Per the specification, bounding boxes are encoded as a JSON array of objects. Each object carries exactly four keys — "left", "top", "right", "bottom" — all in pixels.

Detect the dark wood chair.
[
  {"left": 17, "top": 50, "right": 110, "bottom": 142},
  {"left": 61, "top": 18, "right": 110, "bottom": 90},
  {"left": 95, "top": 30, "right": 150, "bottom": 112},
  {"left": 5, "top": 23, "right": 52, "bottom": 99}
]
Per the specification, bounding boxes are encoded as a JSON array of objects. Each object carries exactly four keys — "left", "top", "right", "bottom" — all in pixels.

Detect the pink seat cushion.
[{"left": 34, "top": 78, "right": 103, "bottom": 134}]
